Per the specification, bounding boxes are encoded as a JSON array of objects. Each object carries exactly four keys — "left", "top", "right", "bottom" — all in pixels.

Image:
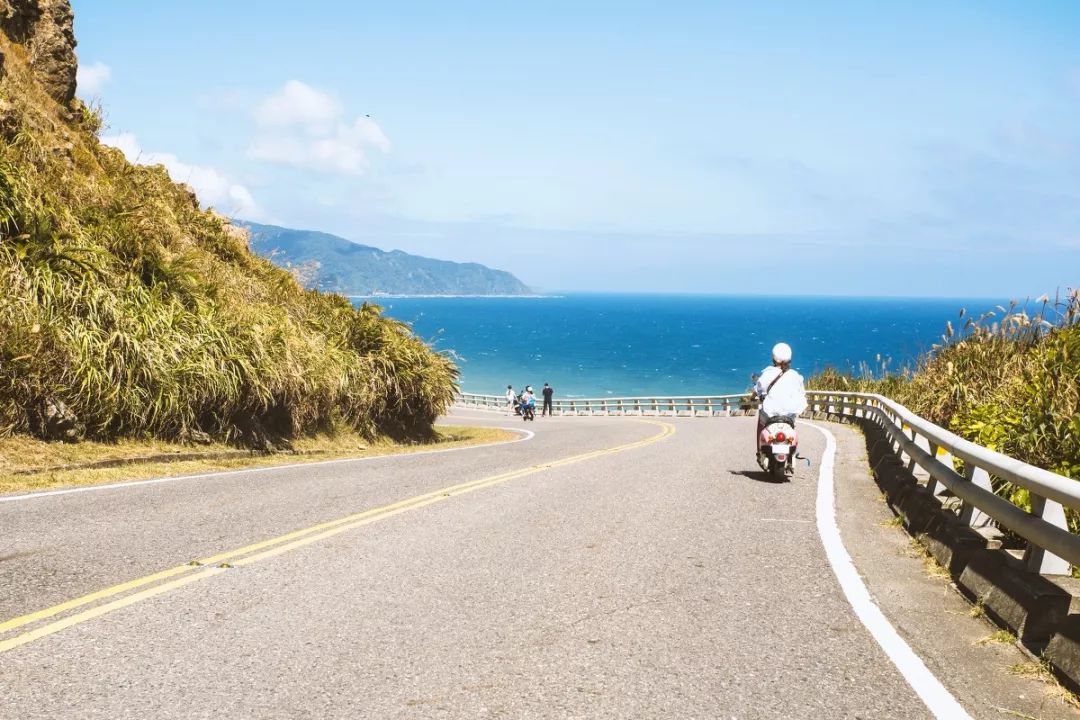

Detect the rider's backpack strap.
[{"left": 764, "top": 369, "right": 787, "bottom": 397}]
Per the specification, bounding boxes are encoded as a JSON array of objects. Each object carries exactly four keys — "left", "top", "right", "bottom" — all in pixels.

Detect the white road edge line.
[
  {"left": 0, "top": 427, "right": 535, "bottom": 504},
  {"left": 804, "top": 421, "right": 972, "bottom": 720}
]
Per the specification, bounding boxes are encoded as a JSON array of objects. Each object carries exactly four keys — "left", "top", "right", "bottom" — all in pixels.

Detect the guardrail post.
[
  {"left": 924, "top": 441, "right": 951, "bottom": 498},
  {"left": 1024, "top": 496, "right": 1071, "bottom": 575},
  {"left": 957, "top": 465, "right": 994, "bottom": 528}
]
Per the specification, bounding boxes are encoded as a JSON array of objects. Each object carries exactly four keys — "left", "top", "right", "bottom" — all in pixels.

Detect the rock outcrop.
[{"left": 0, "top": 0, "right": 77, "bottom": 105}]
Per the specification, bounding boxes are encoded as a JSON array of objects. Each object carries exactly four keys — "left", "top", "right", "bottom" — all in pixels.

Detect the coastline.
[{"left": 348, "top": 294, "right": 556, "bottom": 300}]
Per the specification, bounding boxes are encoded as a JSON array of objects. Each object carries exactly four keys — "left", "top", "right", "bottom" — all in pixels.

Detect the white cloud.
[
  {"left": 101, "top": 132, "right": 264, "bottom": 220},
  {"left": 253, "top": 80, "right": 342, "bottom": 130},
  {"left": 248, "top": 80, "right": 390, "bottom": 175},
  {"left": 76, "top": 62, "right": 111, "bottom": 97}
]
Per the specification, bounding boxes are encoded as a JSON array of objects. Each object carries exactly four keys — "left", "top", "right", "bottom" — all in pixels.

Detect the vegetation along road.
[{"left": 1, "top": 411, "right": 1075, "bottom": 719}]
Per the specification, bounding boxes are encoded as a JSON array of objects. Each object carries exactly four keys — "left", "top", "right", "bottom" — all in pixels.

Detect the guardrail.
[
  {"left": 457, "top": 392, "right": 752, "bottom": 417},
  {"left": 808, "top": 391, "right": 1076, "bottom": 575},
  {"left": 456, "top": 389, "right": 1079, "bottom": 575}
]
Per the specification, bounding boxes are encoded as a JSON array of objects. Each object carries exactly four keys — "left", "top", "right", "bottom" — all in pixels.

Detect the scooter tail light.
[{"left": 775, "top": 431, "right": 786, "bottom": 442}]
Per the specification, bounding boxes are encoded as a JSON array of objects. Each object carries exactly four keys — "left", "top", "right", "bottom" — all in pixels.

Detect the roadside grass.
[
  {"left": 976, "top": 629, "right": 1018, "bottom": 646},
  {"left": 901, "top": 537, "right": 951, "bottom": 580},
  {"left": 809, "top": 292, "right": 1080, "bottom": 532},
  {"left": 970, "top": 594, "right": 989, "bottom": 619},
  {"left": 0, "top": 426, "right": 515, "bottom": 495},
  {"left": 1008, "top": 660, "right": 1080, "bottom": 710},
  {"left": 878, "top": 512, "right": 906, "bottom": 528}
]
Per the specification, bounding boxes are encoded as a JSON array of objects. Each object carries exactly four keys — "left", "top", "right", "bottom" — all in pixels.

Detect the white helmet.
[{"left": 772, "top": 342, "right": 793, "bottom": 363}]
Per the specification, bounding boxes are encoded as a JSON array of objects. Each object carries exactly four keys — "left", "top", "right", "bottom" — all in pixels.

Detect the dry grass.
[
  {"left": 0, "top": 426, "right": 515, "bottom": 495},
  {"left": 901, "top": 537, "right": 951, "bottom": 580},
  {"left": 970, "top": 593, "right": 990, "bottom": 619},
  {"left": 976, "top": 629, "right": 1018, "bottom": 646},
  {"left": 1008, "top": 661, "right": 1080, "bottom": 710},
  {"left": 878, "top": 513, "right": 905, "bottom": 528}
]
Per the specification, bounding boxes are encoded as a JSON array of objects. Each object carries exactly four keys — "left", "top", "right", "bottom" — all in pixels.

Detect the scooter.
[
  {"left": 757, "top": 413, "right": 798, "bottom": 481},
  {"left": 521, "top": 401, "right": 536, "bottom": 421}
]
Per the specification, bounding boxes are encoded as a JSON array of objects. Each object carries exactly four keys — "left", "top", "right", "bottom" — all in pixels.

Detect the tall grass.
[
  {"left": 0, "top": 40, "right": 457, "bottom": 446},
  {"left": 811, "top": 291, "right": 1080, "bottom": 523}
]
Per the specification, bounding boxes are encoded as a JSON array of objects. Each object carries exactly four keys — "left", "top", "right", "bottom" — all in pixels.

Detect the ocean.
[{"left": 363, "top": 294, "right": 994, "bottom": 399}]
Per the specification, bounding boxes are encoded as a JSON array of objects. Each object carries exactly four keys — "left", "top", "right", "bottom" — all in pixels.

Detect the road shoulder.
[
  {"left": 0, "top": 425, "right": 518, "bottom": 497},
  {"left": 828, "top": 419, "right": 1080, "bottom": 720}
]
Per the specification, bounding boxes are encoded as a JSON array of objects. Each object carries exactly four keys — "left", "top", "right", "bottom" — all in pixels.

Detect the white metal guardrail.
[
  {"left": 808, "top": 391, "right": 1077, "bottom": 576},
  {"left": 457, "top": 392, "right": 752, "bottom": 417},
  {"left": 457, "top": 389, "right": 1079, "bottom": 575}
]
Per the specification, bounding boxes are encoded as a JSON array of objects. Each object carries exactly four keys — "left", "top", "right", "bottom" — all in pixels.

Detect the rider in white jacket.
[{"left": 755, "top": 342, "right": 807, "bottom": 418}]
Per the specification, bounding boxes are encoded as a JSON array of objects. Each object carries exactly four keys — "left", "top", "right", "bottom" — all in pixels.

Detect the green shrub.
[{"left": 810, "top": 292, "right": 1080, "bottom": 527}]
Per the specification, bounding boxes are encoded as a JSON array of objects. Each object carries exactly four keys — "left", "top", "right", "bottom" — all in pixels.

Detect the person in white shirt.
[
  {"left": 505, "top": 385, "right": 515, "bottom": 415},
  {"left": 754, "top": 342, "right": 807, "bottom": 426}
]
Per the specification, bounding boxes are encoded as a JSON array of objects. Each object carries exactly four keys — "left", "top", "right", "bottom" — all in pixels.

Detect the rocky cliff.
[{"left": 0, "top": 0, "right": 77, "bottom": 105}]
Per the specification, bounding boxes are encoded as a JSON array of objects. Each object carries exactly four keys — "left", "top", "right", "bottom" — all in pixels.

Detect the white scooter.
[{"left": 757, "top": 412, "right": 798, "bottom": 481}]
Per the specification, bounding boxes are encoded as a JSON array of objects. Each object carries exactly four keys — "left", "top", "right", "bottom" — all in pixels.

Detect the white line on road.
[
  {"left": 804, "top": 421, "right": 973, "bottom": 720},
  {"left": 0, "top": 428, "right": 535, "bottom": 505}
]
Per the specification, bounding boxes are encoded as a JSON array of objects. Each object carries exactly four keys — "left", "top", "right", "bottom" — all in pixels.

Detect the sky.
[{"left": 72, "top": 1, "right": 1080, "bottom": 296}]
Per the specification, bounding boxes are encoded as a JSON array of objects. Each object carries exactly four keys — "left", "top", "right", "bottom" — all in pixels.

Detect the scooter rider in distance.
[{"left": 754, "top": 343, "right": 808, "bottom": 478}]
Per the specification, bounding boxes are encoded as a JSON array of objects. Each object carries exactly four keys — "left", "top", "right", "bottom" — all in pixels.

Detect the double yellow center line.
[{"left": 0, "top": 420, "right": 674, "bottom": 654}]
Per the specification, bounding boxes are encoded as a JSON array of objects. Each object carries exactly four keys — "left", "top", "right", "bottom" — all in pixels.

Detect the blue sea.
[{"left": 364, "top": 294, "right": 995, "bottom": 398}]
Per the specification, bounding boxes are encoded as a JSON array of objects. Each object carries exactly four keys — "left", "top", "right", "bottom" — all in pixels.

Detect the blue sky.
[{"left": 73, "top": 1, "right": 1080, "bottom": 296}]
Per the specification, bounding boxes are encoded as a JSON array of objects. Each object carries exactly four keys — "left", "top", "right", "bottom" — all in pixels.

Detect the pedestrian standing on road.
[
  {"left": 542, "top": 383, "right": 554, "bottom": 417},
  {"left": 505, "top": 385, "right": 515, "bottom": 415}
]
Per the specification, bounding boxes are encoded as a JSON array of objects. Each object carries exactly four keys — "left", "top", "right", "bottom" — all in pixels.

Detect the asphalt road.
[{"left": 0, "top": 411, "right": 1073, "bottom": 719}]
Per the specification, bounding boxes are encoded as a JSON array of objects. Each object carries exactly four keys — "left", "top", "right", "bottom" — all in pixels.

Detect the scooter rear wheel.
[{"left": 768, "top": 457, "right": 786, "bottom": 482}]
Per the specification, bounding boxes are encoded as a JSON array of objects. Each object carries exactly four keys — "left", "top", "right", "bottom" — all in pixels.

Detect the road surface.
[{"left": 0, "top": 410, "right": 1074, "bottom": 719}]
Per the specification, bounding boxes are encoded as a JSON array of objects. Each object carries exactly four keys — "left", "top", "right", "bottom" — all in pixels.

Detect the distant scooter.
[
  {"left": 521, "top": 400, "right": 536, "bottom": 422},
  {"left": 757, "top": 412, "right": 798, "bottom": 481}
]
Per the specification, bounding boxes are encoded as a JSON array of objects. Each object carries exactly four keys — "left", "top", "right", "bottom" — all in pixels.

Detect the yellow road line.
[
  {"left": 0, "top": 460, "right": 577, "bottom": 636},
  {"left": 0, "top": 567, "right": 227, "bottom": 654},
  {"left": 0, "top": 420, "right": 674, "bottom": 654}
]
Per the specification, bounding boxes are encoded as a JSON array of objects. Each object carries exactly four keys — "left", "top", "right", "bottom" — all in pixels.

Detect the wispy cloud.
[
  {"left": 247, "top": 80, "right": 390, "bottom": 175},
  {"left": 76, "top": 62, "right": 111, "bottom": 97},
  {"left": 101, "top": 132, "right": 264, "bottom": 220}
]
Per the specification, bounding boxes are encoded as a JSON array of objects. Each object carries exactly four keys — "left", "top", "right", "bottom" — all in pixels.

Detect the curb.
[{"left": 835, "top": 413, "right": 1080, "bottom": 693}]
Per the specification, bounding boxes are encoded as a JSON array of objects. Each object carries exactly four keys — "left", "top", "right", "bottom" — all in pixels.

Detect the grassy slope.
[{"left": 0, "top": 38, "right": 457, "bottom": 447}]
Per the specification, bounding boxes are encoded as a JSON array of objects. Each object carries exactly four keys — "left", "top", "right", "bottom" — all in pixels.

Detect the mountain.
[{"left": 240, "top": 222, "right": 532, "bottom": 296}]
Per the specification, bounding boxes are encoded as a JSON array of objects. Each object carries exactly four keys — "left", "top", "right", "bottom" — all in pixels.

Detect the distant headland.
[{"left": 239, "top": 221, "right": 533, "bottom": 297}]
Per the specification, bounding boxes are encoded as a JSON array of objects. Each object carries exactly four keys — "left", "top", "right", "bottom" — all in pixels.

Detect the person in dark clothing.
[{"left": 541, "top": 383, "right": 554, "bottom": 416}]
